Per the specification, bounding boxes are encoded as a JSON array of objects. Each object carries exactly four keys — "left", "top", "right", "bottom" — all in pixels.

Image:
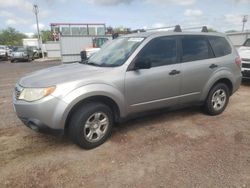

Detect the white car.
[
  {"left": 238, "top": 38, "right": 250, "bottom": 79},
  {"left": 0, "top": 45, "right": 10, "bottom": 60}
]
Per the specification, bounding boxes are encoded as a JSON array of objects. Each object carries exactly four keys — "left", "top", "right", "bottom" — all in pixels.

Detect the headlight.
[{"left": 19, "top": 86, "right": 56, "bottom": 102}]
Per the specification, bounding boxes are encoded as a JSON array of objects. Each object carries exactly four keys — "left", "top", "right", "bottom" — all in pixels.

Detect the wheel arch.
[
  {"left": 64, "top": 95, "right": 121, "bottom": 133},
  {"left": 201, "top": 76, "right": 234, "bottom": 102}
]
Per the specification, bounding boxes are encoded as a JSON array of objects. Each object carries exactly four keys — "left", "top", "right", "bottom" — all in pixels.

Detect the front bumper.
[
  {"left": 19, "top": 117, "right": 63, "bottom": 135},
  {"left": 13, "top": 93, "right": 68, "bottom": 132},
  {"left": 0, "top": 53, "right": 7, "bottom": 58},
  {"left": 242, "top": 69, "right": 250, "bottom": 79},
  {"left": 11, "top": 56, "right": 28, "bottom": 60}
]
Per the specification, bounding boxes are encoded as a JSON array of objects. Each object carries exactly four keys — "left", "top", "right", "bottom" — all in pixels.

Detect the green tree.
[
  {"left": 33, "top": 30, "right": 53, "bottom": 43},
  {"left": 0, "top": 27, "right": 27, "bottom": 46},
  {"left": 113, "top": 26, "right": 131, "bottom": 34},
  {"left": 207, "top": 28, "right": 217, "bottom": 32}
]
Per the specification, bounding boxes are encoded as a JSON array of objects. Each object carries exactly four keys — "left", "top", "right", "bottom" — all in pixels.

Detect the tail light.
[{"left": 235, "top": 57, "right": 242, "bottom": 69}]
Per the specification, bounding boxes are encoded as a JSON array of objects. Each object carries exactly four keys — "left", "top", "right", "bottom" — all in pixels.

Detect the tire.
[
  {"left": 69, "top": 102, "right": 113, "bottom": 149},
  {"left": 204, "top": 83, "right": 230, "bottom": 116},
  {"left": 5, "top": 53, "right": 8, "bottom": 61}
]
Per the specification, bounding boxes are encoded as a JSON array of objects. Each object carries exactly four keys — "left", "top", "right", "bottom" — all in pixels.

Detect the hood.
[
  {"left": 238, "top": 46, "right": 250, "bottom": 59},
  {"left": 19, "top": 63, "right": 113, "bottom": 88}
]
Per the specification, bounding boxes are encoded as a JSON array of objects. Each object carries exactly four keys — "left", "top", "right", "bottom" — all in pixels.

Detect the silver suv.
[{"left": 13, "top": 31, "right": 242, "bottom": 149}]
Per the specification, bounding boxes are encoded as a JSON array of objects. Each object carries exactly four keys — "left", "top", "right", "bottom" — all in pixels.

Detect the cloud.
[
  {"left": 81, "top": 0, "right": 195, "bottom": 6},
  {"left": 0, "top": 0, "right": 33, "bottom": 11},
  {"left": 31, "top": 23, "right": 46, "bottom": 31},
  {"left": 0, "top": 10, "right": 14, "bottom": 18},
  {"left": 5, "top": 18, "right": 32, "bottom": 26},
  {"left": 24, "top": 32, "right": 35, "bottom": 38},
  {"left": 224, "top": 14, "right": 244, "bottom": 26},
  {"left": 184, "top": 9, "right": 203, "bottom": 16},
  {"left": 233, "top": 0, "right": 250, "bottom": 3},
  {"left": 146, "top": 0, "right": 195, "bottom": 5},
  {"left": 1, "top": 10, "right": 32, "bottom": 26},
  {"left": 81, "top": 0, "right": 133, "bottom": 5}
]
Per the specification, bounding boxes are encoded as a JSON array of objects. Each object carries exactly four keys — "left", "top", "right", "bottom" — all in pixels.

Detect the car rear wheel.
[
  {"left": 204, "top": 83, "right": 229, "bottom": 115},
  {"left": 69, "top": 102, "right": 113, "bottom": 149},
  {"left": 11, "top": 59, "right": 17, "bottom": 63}
]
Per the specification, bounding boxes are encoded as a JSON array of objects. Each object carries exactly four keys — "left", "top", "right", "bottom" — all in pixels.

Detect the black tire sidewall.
[
  {"left": 205, "top": 83, "right": 229, "bottom": 115},
  {"left": 69, "top": 103, "right": 113, "bottom": 149}
]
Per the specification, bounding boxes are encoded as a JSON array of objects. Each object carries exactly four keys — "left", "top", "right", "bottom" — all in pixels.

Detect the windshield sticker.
[{"left": 128, "top": 38, "right": 144, "bottom": 42}]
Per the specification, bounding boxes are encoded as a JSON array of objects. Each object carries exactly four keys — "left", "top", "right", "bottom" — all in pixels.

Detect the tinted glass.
[
  {"left": 182, "top": 36, "right": 211, "bottom": 62},
  {"left": 208, "top": 36, "right": 232, "bottom": 57},
  {"left": 136, "top": 37, "right": 177, "bottom": 67},
  {"left": 243, "top": 39, "right": 250, "bottom": 47}
]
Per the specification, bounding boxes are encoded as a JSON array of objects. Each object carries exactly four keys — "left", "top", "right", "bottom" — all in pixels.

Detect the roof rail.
[{"left": 142, "top": 25, "right": 209, "bottom": 33}]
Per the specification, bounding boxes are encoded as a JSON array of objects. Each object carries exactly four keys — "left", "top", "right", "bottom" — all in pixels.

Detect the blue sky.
[{"left": 0, "top": 0, "right": 249, "bottom": 35}]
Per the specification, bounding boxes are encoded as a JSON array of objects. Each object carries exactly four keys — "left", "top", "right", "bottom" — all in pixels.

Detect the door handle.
[
  {"left": 209, "top": 64, "right": 218, "bottom": 69},
  {"left": 169, "top": 70, "right": 181, "bottom": 75}
]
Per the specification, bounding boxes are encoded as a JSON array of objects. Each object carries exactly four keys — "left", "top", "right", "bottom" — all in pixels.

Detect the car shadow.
[
  {"left": 112, "top": 105, "right": 202, "bottom": 134},
  {"left": 242, "top": 79, "right": 250, "bottom": 86},
  {"left": 28, "top": 106, "right": 203, "bottom": 150}
]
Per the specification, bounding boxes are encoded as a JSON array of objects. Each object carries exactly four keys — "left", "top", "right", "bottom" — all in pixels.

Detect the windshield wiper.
[
  {"left": 86, "top": 62, "right": 101, "bottom": 67},
  {"left": 79, "top": 60, "right": 101, "bottom": 67}
]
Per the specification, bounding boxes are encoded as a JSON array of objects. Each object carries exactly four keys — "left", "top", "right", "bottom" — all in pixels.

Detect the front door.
[{"left": 125, "top": 36, "right": 181, "bottom": 114}]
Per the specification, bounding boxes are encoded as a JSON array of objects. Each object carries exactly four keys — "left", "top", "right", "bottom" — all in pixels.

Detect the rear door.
[{"left": 179, "top": 35, "right": 216, "bottom": 104}]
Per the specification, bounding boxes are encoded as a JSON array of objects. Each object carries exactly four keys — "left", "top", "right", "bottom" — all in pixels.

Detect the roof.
[{"left": 50, "top": 23, "right": 106, "bottom": 26}]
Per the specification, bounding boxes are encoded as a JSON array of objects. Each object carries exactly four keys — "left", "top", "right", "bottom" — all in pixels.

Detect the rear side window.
[
  {"left": 208, "top": 36, "right": 232, "bottom": 57},
  {"left": 136, "top": 37, "right": 177, "bottom": 67},
  {"left": 181, "top": 36, "right": 212, "bottom": 62}
]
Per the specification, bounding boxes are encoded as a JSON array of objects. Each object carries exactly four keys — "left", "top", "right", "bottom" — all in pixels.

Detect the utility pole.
[
  {"left": 242, "top": 15, "right": 248, "bottom": 32},
  {"left": 33, "top": 4, "right": 44, "bottom": 59}
]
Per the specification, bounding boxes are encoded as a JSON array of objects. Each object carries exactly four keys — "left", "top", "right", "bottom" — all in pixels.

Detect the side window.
[
  {"left": 181, "top": 36, "right": 211, "bottom": 62},
  {"left": 136, "top": 37, "right": 177, "bottom": 68},
  {"left": 208, "top": 36, "right": 232, "bottom": 57}
]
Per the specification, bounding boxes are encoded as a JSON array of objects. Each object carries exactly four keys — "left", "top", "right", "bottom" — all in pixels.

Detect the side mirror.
[{"left": 134, "top": 60, "right": 151, "bottom": 70}]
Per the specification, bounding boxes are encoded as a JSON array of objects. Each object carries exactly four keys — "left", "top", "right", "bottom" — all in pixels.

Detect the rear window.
[
  {"left": 181, "top": 36, "right": 212, "bottom": 62},
  {"left": 208, "top": 36, "right": 232, "bottom": 57}
]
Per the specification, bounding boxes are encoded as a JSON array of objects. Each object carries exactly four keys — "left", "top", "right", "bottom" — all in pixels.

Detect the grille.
[
  {"left": 242, "top": 63, "right": 250, "bottom": 68},
  {"left": 15, "top": 85, "right": 23, "bottom": 99},
  {"left": 242, "top": 58, "right": 250, "bottom": 62}
]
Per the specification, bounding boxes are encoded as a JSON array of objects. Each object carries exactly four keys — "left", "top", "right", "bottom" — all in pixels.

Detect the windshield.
[
  {"left": 15, "top": 47, "right": 25, "bottom": 52},
  {"left": 243, "top": 39, "right": 250, "bottom": 47},
  {"left": 86, "top": 37, "right": 144, "bottom": 67}
]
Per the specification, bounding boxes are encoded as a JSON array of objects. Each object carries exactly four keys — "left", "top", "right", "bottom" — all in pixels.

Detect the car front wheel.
[
  {"left": 69, "top": 102, "right": 113, "bottom": 149},
  {"left": 204, "top": 83, "right": 230, "bottom": 116}
]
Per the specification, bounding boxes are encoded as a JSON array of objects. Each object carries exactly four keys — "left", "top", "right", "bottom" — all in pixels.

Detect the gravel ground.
[{"left": 0, "top": 60, "right": 250, "bottom": 188}]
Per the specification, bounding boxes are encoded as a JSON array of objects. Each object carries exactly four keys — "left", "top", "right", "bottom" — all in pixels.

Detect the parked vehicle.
[
  {"left": 238, "top": 38, "right": 250, "bottom": 79},
  {"left": 13, "top": 30, "right": 242, "bottom": 149},
  {"left": 10, "top": 46, "right": 34, "bottom": 62},
  {"left": 80, "top": 37, "right": 110, "bottom": 61},
  {"left": 0, "top": 45, "right": 10, "bottom": 60}
]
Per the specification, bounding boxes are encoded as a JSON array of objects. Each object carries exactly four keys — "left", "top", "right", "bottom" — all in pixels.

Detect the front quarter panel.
[{"left": 60, "top": 84, "right": 126, "bottom": 127}]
